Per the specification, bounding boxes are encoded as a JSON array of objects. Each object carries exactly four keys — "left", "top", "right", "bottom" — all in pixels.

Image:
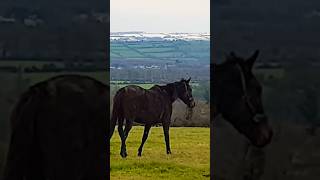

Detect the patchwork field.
[
  {"left": 110, "top": 40, "right": 210, "bottom": 60},
  {"left": 110, "top": 126, "right": 210, "bottom": 180}
]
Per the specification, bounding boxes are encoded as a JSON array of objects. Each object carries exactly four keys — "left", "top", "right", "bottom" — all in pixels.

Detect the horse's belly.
[
  {"left": 122, "top": 97, "right": 165, "bottom": 123},
  {"left": 134, "top": 118, "right": 148, "bottom": 124},
  {"left": 134, "top": 111, "right": 162, "bottom": 123}
]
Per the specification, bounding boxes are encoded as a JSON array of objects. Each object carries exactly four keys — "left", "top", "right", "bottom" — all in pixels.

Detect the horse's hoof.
[
  {"left": 121, "top": 154, "right": 127, "bottom": 158},
  {"left": 167, "top": 150, "right": 172, "bottom": 154},
  {"left": 120, "top": 151, "right": 127, "bottom": 158},
  {"left": 138, "top": 150, "right": 142, "bottom": 156}
]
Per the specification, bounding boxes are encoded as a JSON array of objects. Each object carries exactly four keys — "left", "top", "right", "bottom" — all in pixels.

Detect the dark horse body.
[
  {"left": 213, "top": 50, "right": 273, "bottom": 147},
  {"left": 110, "top": 78, "right": 195, "bottom": 157},
  {"left": 3, "top": 75, "right": 108, "bottom": 180}
]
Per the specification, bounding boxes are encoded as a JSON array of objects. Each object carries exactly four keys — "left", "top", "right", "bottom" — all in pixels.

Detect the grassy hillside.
[{"left": 110, "top": 126, "right": 210, "bottom": 180}]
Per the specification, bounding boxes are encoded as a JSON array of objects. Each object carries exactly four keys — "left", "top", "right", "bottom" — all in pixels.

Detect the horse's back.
[
  {"left": 38, "top": 75, "right": 108, "bottom": 179},
  {"left": 116, "top": 85, "right": 146, "bottom": 96},
  {"left": 6, "top": 75, "right": 108, "bottom": 179},
  {"left": 113, "top": 84, "right": 169, "bottom": 123}
]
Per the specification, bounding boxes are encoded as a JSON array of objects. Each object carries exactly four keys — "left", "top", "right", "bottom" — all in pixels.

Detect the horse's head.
[
  {"left": 216, "top": 50, "right": 273, "bottom": 147},
  {"left": 174, "top": 78, "right": 195, "bottom": 108}
]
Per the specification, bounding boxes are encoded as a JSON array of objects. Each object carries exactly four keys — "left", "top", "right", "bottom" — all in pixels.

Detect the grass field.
[{"left": 110, "top": 126, "right": 210, "bottom": 180}]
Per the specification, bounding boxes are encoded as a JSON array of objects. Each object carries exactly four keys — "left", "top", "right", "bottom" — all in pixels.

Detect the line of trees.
[{"left": 0, "top": 63, "right": 107, "bottom": 73}]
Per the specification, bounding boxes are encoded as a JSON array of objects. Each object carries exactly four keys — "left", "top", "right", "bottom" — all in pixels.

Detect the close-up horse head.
[
  {"left": 214, "top": 50, "right": 273, "bottom": 147},
  {"left": 174, "top": 78, "right": 196, "bottom": 108}
]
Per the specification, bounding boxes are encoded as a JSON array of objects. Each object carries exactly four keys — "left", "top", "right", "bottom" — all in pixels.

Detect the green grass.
[
  {"left": 111, "top": 48, "right": 145, "bottom": 58},
  {"left": 110, "top": 126, "right": 210, "bottom": 180}
]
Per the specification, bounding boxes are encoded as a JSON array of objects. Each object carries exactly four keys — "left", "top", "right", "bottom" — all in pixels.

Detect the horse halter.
[
  {"left": 235, "top": 64, "right": 265, "bottom": 123},
  {"left": 183, "top": 81, "right": 192, "bottom": 100}
]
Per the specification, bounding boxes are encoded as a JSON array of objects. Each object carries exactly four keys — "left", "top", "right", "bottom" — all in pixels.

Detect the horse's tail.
[
  {"left": 3, "top": 86, "right": 43, "bottom": 180},
  {"left": 109, "top": 89, "right": 123, "bottom": 139}
]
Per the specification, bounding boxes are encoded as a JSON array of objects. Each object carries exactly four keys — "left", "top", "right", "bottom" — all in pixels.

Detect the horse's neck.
[
  {"left": 213, "top": 65, "right": 223, "bottom": 119},
  {"left": 159, "top": 84, "right": 177, "bottom": 103}
]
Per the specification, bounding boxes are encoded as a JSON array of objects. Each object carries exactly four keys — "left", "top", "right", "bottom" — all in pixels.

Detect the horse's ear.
[
  {"left": 226, "top": 51, "right": 238, "bottom": 61},
  {"left": 186, "top": 77, "right": 191, "bottom": 83},
  {"left": 224, "top": 51, "right": 233, "bottom": 61},
  {"left": 246, "top": 50, "right": 259, "bottom": 69}
]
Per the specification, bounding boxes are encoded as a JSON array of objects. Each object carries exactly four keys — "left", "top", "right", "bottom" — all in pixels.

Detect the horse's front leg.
[
  {"left": 162, "top": 122, "right": 171, "bottom": 154},
  {"left": 138, "top": 124, "right": 152, "bottom": 156},
  {"left": 120, "top": 119, "right": 133, "bottom": 158}
]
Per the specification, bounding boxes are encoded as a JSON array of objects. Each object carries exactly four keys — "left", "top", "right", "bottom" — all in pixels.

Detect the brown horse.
[
  {"left": 3, "top": 75, "right": 109, "bottom": 180},
  {"left": 213, "top": 50, "right": 273, "bottom": 147},
  {"left": 110, "top": 78, "right": 195, "bottom": 158}
]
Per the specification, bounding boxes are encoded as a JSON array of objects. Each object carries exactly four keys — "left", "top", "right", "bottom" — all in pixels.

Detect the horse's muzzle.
[
  {"left": 253, "top": 114, "right": 267, "bottom": 123},
  {"left": 189, "top": 100, "right": 196, "bottom": 108},
  {"left": 253, "top": 122, "right": 273, "bottom": 147}
]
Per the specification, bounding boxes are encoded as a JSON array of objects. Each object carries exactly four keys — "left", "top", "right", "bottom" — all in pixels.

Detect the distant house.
[
  {"left": 72, "top": 13, "right": 89, "bottom": 23},
  {"left": 24, "top": 15, "right": 43, "bottom": 27},
  {"left": 92, "top": 12, "right": 108, "bottom": 23},
  {"left": 0, "top": 16, "right": 15, "bottom": 23}
]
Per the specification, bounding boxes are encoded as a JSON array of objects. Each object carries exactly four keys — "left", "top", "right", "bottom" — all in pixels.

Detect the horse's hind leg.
[{"left": 138, "top": 124, "right": 152, "bottom": 156}]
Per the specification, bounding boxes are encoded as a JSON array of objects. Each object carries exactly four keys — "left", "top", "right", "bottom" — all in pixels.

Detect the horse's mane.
[{"left": 149, "top": 82, "right": 179, "bottom": 102}]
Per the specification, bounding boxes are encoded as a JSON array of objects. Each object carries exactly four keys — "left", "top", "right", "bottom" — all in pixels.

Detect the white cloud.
[{"left": 111, "top": 0, "right": 210, "bottom": 33}]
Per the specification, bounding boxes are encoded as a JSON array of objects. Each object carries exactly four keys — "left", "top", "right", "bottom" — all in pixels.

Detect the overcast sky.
[{"left": 111, "top": 0, "right": 210, "bottom": 33}]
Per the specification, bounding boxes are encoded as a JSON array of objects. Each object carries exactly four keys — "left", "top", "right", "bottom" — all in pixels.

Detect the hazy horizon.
[
  {"left": 111, "top": 0, "right": 210, "bottom": 33},
  {"left": 110, "top": 31, "right": 209, "bottom": 33}
]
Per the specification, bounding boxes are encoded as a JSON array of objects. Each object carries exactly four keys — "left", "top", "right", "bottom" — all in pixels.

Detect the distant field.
[
  {"left": 110, "top": 126, "right": 210, "bottom": 180},
  {"left": 138, "top": 47, "right": 175, "bottom": 53},
  {"left": 0, "top": 60, "right": 109, "bottom": 85},
  {"left": 0, "top": 60, "right": 63, "bottom": 68},
  {"left": 24, "top": 72, "right": 109, "bottom": 85},
  {"left": 0, "top": 71, "right": 108, "bottom": 86},
  {"left": 111, "top": 83, "right": 154, "bottom": 89},
  {"left": 110, "top": 41, "right": 209, "bottom": 60}
]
